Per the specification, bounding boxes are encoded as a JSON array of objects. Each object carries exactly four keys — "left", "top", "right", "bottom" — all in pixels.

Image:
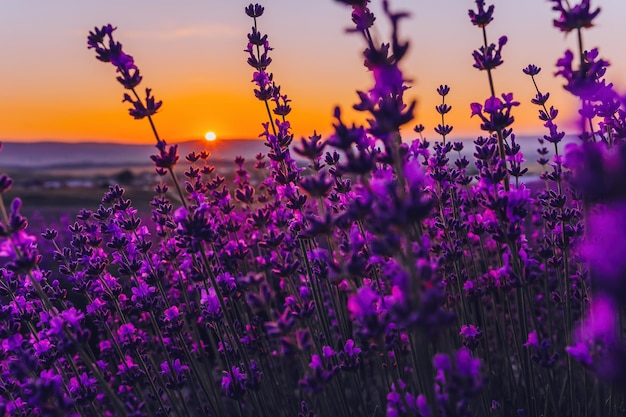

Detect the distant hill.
[
  {"left": 0, "top": 139, "right": 271, "bottom": 169},
  {"left": 0, "top": 135, "right": 578, "bottom": 170}
]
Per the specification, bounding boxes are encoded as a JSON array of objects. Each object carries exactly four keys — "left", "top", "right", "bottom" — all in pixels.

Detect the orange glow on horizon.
[
  {"left": 1, "top": 1, "right": 624, "bottom": 146},
  {"left": 0, "top": 91, "right": 574, "bottom": 145}
]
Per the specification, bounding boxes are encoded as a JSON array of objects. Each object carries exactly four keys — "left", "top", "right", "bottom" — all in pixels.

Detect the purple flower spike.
[
  {"left": 88, "top": 24, "right": 145, "bottom": 91},
  {"left": 437, "top": 84, "right": 450, "bottom": 97},
  {"left": 472, "top": 35, "right": 507, "bottom": 71},
  {"left": 471, "top": 93, "right": 519, "bottom": 132},
  {"left": 468, "top": 0, "right": 495, "bottom": 27},
  {"left": 555, "top": 48, "right": 610, "bottom": 100},
  {"left": 245, "top": 3, "right": 264, "bottom": 18},
  {"left": 550, "top": 0, "right": 601, "bottom": 33},
  {"left": 523, "top": 64, "right": 541, "bottom": 76},
  {"left": 87, "top": 24, "right": 115, "bottom": 50},
  {"left": 123, "top": 88, "right": 162, "bottom": 120}
]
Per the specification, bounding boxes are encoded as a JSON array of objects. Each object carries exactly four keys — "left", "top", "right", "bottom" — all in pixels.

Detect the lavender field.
[{"left": 1, "top": 1, "right": 625, "bottom": 416}]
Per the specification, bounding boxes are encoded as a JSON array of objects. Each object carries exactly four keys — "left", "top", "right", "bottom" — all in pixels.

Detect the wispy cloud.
[{"left": 126, "top": 23, "right": 239, "bottom": 40}]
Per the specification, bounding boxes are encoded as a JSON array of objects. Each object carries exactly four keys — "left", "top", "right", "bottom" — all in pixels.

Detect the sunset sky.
[{"left": 0, "top": 1, "right": 625, "bottom": 144}]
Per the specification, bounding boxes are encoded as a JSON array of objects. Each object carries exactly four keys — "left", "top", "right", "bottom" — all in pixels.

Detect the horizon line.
[{"left": 0, "top": 131, "right": 570, "bottom": 146}]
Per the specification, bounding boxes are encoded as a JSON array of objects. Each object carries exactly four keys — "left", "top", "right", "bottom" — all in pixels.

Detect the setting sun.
[{"left": 205, "top": 131, "right": 217, "bottom": 141}]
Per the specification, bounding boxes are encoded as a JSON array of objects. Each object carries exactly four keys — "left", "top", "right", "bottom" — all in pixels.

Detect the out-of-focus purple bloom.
[
  {"left": 433, "top": 349, "right": 484, "bottom": 416},
  {"left": 335, "top": 0, "right": 369, "bottom": 8},
  {"left": 565, "top": 141, "right": 626, "bottom": 203},
  {"left": 0, "top": 174, "right": 13, "bottom": 193},
  {"left": 459, "top": 325, "right": 481, "bottom": 350},
  {"left": 387, "top": 381, "right": 422, "bottom": 417},
  {"left": 371, "top": 63, "right": 405, "bottom": 101},
  {"left": 566, "top": 341, "right": 593, "bottom": 366},
  {"left": 555, "top": 48, "right": 610, "bottom": 100},
  {"left": 455, "top": 348, "right": 482, "bottom": 379},
  {"left": 344, "top": 339, "right": 361, "bottom": 357},
  {"left": 347, "top": 285, "right": 378, "bottom": 319},
  {"left": 550, "top": 0, "right": 601, "bottom": 33},
  {"left": 433, "top": 353, "right": 452, "bottom": 373},
  {"left": 416, "top": 394, "right": 431, "bottom": 417},
  {"left": 567, "top": 295, "right": 623, "bottom": 382},
  {"left": 468, "top": 0, "right": 495, "bottom": 27},
  {"left": 523, "top": 330, "right": 539, "bottom": 348},
  {"left": 349, "top": 4, "right": 376, "bottom": 31},
  {"left": 583, "top": 202, "right": 626, "bottom": 297},
  {"left": 322, "top": 345, "right": 336, "bottom": 359}
]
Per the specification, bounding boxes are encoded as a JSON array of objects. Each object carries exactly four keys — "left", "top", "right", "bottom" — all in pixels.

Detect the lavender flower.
[
  {"left": 468, "top": 0, "right": 495, "bottom": 27},
  {"left": 5, "top": 2, "right": 626, "bottom": 416},
  {"left": 550, "top": 0, "right": 601, "bottom": 33}
]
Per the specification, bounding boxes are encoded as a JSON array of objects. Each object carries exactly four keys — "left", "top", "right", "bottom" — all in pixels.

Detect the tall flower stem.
[{"left": 481, "top": 26, "right": 509, "bottom": 191}]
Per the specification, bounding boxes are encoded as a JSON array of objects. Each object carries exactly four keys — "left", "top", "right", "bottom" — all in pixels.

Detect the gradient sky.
[{"left": 0, "top": 1, "right": 625, "bottom": 144}]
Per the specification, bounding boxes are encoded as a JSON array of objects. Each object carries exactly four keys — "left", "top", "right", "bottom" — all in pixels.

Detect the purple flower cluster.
[
  {"left": 87, "top": 25, "right": 162, "bottom": 120},
  {"left": 1, "top": 1, "right": 625, "bottom": 416}
]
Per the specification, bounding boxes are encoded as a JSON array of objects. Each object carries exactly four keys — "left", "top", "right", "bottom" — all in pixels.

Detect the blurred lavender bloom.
[
  {"left": 567, "top": 294, "right": 624, "bottom": 382},
  {"left": 581, "top": 202, "right": 626, "bottom": 299},
  {"left": 565, "top": 141, "right": 626, "bottom": 203},
  {"left": 555, "top": 48, "right": 610, "bottom": 100},
  {"left": 550, "top": 0, "right": 601, "bottom": 33},
  {"left": 459, "top": 324, "right": 481, "bottom": 350},
  {"left": 468, "top": 0, "right": 495, "bottom": 27}
]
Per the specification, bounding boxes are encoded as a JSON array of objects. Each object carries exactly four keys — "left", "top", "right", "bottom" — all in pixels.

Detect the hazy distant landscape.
[
  {"left": 0, "top": 135, "right": 572, "bottom": 170},
  {"left": 0, "top": 139, "right": 270, "bottom": 221},
  {"left": 0, "top": 139, "right": 269, "bottom": 169}
]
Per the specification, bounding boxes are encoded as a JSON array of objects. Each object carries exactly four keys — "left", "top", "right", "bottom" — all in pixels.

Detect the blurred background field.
[
  {"left": 1, "top": 134, "right": 572, "bottom": 224},
  {"left": 0, "top": 139, "right": 267, "bottom": 221}
]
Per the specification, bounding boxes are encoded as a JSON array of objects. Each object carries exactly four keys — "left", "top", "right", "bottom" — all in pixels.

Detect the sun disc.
[{"left": 205, "top": 131, "right": 217, "bottom": 141}]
